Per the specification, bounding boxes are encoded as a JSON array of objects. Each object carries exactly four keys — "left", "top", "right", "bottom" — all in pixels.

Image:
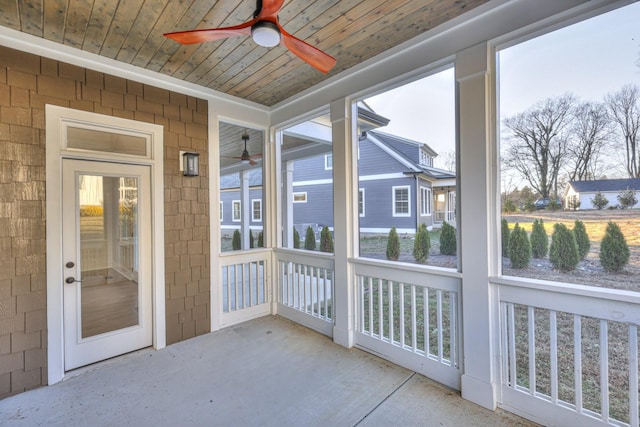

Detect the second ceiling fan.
[{"left": 164, "top": 0, "right": 337, "bottom": 73}]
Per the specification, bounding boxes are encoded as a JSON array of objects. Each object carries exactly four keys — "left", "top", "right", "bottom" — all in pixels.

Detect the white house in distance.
[{"left": 563, "top": 178, "right": 640, "bottom": 209}]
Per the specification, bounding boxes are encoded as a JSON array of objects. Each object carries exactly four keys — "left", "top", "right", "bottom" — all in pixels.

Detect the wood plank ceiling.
[{"left": 0, "top": 0, "right": 490, "bottom": 107}]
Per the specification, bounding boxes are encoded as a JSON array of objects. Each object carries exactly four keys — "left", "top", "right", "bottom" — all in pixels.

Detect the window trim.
[
  {"left": 251, "top": 199, "right": 262, "bottom": 222},
  {"left": 392, "top": 185, "right": 411, "bottom": 217},
  {"left": 324, "top": 153, "right": 333, "bottom": 170},
  {"left": 293, "top": 192, "right": 308, "bottom": 203},
  {"left": 359, "top": 188, "right": 365, "bottom": 217},
  {"left": 220, "top": 201, "right": 223, "bottom": 222},
  {"left": 232, "top": 200, "right": 241, "bottom": 222},
  {"left": 420, "top": 186, "right": 432, "bottom": 216}
]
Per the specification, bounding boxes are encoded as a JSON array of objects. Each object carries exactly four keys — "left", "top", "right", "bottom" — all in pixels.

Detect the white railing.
[
  {"left": 353, "top": 259, "right": 462, "bottom": 390},
  {"left": 220, "top": 251, "right": 269, "bottom": 316},
  {"left": 498, "top": 279, "right": 640, "bottom": 427},
  {"left": 275, "top": 249, "right": 335, "bottom": 337}
]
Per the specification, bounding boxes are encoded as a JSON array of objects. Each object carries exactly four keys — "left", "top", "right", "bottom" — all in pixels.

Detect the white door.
[{"left": 62, "top": 159, "right": 152, "bottom": 370}]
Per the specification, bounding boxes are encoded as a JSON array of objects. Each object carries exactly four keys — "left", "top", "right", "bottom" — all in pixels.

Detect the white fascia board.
[
  {"left": 433, "top": 178, "right": 457, "bottom": 188},
  {"left": 270, "top": 0, "right": 615, "bottom": 126},
  {"left": 284, "top": 121, "right": 332, "bottom": 145},
  {"left": 367, "top": 133, "right": 420, "bottom": 172},
  {"left": 0, "top": 26, "right": 269, "bottom": 123}
]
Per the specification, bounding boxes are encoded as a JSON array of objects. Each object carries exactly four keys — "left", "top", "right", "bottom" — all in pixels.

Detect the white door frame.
[{"left": 46, "top": 105, "right": 166, "bottom": 384}]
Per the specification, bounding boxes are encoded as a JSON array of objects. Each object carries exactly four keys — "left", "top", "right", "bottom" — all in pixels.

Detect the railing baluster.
[
  {"left": 528, "top": 306, "right": 536, "bottom": 395},
  {"left": 389, "top": 280, "right": 394, "bottom": 345},
  {"left": 424, "top": 287, "right": 429, "bottom": 356},
  {"left": 411, "top": 284, "right": 417, "bottom": 352},
  {"left": 314, "top": 266, "right": 319, "bottom": 317},
  {"left": 368, "top": 277, "right": 373, "bottom": 336},
  {"left": 574, "top": 315, "right": 583, "bottom": 413},
  {"left": 550, "top": 310, "right": 558, "bottom": 403},
  {"left": 234, "top": 264, "right": 240, "bottom": 312},
  {"left": 399, "top": 282, "right": 405, "bottom": 349},
  {"left": 600, "top": 320, "right": 609, "bottom": 422},
  {"left": 629, "top": 324, "right": 638, "bottom": 427},
  {"left": 450, "top": 291, "right": 457, "bottom": 367},
  {"left": 508, "top": 303, "right": 516, "bottom": 388},
  {"left": 359, "top": 277, "right": 364, "bottom": 333},
  {"left": 437, "top": 289, "right": 443, "bottom": 363},
  {"left": 378, "top": 278, "right": 383, "bottom": 339}
]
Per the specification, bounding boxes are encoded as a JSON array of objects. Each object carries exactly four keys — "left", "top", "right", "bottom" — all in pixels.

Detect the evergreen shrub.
[
  {"left": 439, "top": 221, "right": 456, "bottom": 255},
  {"left": 293, "top": 227, "right": 300, "bottom": 249},
  {"left": 232, "top": 230, "right": 241, "bottom": 250},
  {"left": 386, "top": 227, "right": 400, "bottom": 261},
  {"left": 320, "top": 226, "right": 334, "bottom": 253},
  {"left": 304, "top": 226, "right": 316, "bottom": 251},
  {"left": 530, "top": 219, "right": 548, "bottom": 259},
  {"left": 600, "top": 222, "right": 630, "bottom": 272},
  {"left": 501, "top": 219, "right": 510, "bottom": 257},
  {"left": 258, "top": 231, "right": 264, "bottom": 248},
  {"left": 573, "top": 220, "right": 590, "bottom": 260},
  {"left": 549, "top": 223, "right": 579, "bottom": 272},
  {"left": 508, "top": 223, "right": 531, "bottom": 269},
  {"left": 413, "top": 224, "right": 431, "bottom": 264}
]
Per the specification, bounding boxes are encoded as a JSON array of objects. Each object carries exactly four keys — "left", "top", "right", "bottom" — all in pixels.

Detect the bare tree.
[
  {"left": 605, "top": 84, "right": 640, "bottom": 177},
  {"left": 435, "top": 151, "right": 456, "bottom": 172},
  {"left": 503, "top": 94, "right": 576, "bottom": 198},
  {"left": 567, "top": 101, "right": 611, "bottom": 181}
]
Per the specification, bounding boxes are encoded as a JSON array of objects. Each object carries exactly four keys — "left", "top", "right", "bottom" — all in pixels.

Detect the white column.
[
  {"left": 282, "top": 162, "right": 294, "bottom": 248},
  {"left": 240, "top": 169, "right": 251, "bottom": 249},
  {"left": 331, "top": 98, "right": 358, "bottom": 348},
  {"left": 457, "top": 41, "right": 499, "bottom": 410}
]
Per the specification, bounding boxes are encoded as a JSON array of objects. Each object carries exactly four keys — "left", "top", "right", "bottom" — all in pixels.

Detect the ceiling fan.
[
  {"left": 163, "top": 0, "right": 337, "bottom": 73},
  {"left": 222, "top": 131, "right": 262, "bottom": 165}
]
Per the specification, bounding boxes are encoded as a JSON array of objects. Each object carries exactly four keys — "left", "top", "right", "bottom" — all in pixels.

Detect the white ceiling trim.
[{"left": 0, "top": 25, "right": 270, "bottom": 119}]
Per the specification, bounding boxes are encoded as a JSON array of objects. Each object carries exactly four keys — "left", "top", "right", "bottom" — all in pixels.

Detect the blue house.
[{"left": 220, "top": 107, "right": 456, "bottom": 240}]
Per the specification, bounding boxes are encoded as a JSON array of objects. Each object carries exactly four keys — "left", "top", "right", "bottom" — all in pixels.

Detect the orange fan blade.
[
  {"left": 164, "top": 20, "right": 256, "bottom": 45},
  {"left": 280, "top": 28, "right": 336, "bottom": 73},
  {"left": 257, "top": 0, "right": 286, "bottom": 19}
]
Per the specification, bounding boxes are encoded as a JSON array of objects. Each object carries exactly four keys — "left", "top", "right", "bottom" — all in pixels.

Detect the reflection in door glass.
[{"left": 78, "top": 175, "right": 140, "bottom": 338}]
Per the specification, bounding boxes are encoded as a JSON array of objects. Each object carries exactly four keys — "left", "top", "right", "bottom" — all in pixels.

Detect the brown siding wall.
[{"left": 0, "top": 46, "right": 210, "bottom": 398}]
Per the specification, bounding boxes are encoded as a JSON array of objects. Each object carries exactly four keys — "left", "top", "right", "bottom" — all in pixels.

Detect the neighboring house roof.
[
  {"left": 220, "top": 169, "right": 263, "bottom": 189},
  {"left": 367, "top": 131, "right": 455, "bottom": 180},
  {"left": 568, "top": 178, "right": 640, "bottom": 193}
]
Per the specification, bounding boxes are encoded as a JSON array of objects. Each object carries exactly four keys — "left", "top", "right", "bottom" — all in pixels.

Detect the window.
[
  {"left": 393, "top": 186, "right": 410, "bottom": 217},
  {"left": 420, "top": 150, "right": 432, "bottom": 167},
  {"left": 420, "top": 187, "right": 432, "bottom": 215},
  {"left": 220, "top": 201, "right": 223, "bottom": 221},
  {"left": 252, "top": 199, "right": 262, "bottom": 222},
  {"left": 324, "top": 154, "right": 333, "bottom": 170},
  {"left": 232, "top": 200, "right": 241, "bottom": 222},
  {"left": 292, "top": 192, "right": 307, "bottom": 203},
  {"left": 359, "top": 189, "right": 365, "bottom": 217}
]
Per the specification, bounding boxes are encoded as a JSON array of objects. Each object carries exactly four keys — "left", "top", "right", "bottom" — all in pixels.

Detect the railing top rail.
[
  {"left": 219, "top": 249, "right": 272, "bottom": 265},
  {"left": 352, "top": 257, "right": 461, "bottom": 292},
  {"left": 275, "top": 248, "right": 335, "bottom": 269}
]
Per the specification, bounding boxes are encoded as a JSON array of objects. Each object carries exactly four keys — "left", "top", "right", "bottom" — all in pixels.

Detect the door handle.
[{"left": 65, "top": 277, "right": 82, "bottom": 284}]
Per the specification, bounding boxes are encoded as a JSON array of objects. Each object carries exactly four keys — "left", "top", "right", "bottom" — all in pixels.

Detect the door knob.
[{"left": 65, "top": 277, "right": 82, "bottom": 284}]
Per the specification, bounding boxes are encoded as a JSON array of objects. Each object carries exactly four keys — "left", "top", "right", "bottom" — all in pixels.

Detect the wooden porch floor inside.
[{"left": 1, "top": 316, "right": 536, "bottom": 426}]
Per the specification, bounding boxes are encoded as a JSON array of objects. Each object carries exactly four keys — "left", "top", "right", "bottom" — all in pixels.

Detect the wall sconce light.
[{"left": 182, "top": 152, "right": 199, "bottom": 177}]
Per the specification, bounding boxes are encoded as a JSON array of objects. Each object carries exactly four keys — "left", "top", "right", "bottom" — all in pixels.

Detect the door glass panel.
[{"left": 79, "top": 174, "right": 139, "bottom": 338}]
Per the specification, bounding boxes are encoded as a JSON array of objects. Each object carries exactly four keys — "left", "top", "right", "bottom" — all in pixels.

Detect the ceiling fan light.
[{"left": 252, "top": 21, "right": 280, "bottom": 47}]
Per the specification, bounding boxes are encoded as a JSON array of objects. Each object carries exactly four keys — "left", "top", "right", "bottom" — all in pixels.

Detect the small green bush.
[
  {"left": 530, "top": 219, "right": 548, "bottom": 259},
  {"left": 439, "top": 221, "right": 456, "bottom": 255},
  {"left": 573, "top": 220, "right": 590, "bottom": 260},
  {"left": 232, "top": 230, "right": 241, "bottom": 250},
  {"left": 413, "top": 224, "right": 431, "bottom": 264},
  {"left": 304, "top": 226, "right": 316, "bottom": 251},
  {"left": 600, "top": 222, "right": 630, "bottom": 272},
  {"left": 250, "top": 231, "right": 255, "bottom": 248},
  {"left": 508, "top": 223, "right": 531, "bottom": 269},
  {"left": 386, "top": 227, "right": 400, "bottom": 261},
  {"left": 591, "top": 191, "right": 608, "bottom": 210},
  {"left": 524, "top": 199, "right": 536, "bottom": 212},
  {"left": 503, "top": 198, "right": 517, "bottom": 213},
  {"left": 549, "top": 223, "right": 579, "bottom": 272},
  {"left": 320, "top": 226, "right": 334, "bottom": 253},
  {"left": 501, "top": 219, "right": 510, "bottom": 257},
  {"left": 618, "top": 187, "right": 638, "bottom": 209},
  {"left": 258, "top": 231, "right": 264, "bottom": 248},
  {"left": 293, "top": 227, "right": 300, "bottom": 249}
]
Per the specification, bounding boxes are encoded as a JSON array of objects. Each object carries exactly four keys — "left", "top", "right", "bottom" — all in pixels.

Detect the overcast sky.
[{"left": 365, "top": 2, "right": 640, "bottom": 168}]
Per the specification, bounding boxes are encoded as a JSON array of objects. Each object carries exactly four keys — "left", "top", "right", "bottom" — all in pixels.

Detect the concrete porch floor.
[{"left": 1, "top": 316, "right": 536, "bottom": 426}]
